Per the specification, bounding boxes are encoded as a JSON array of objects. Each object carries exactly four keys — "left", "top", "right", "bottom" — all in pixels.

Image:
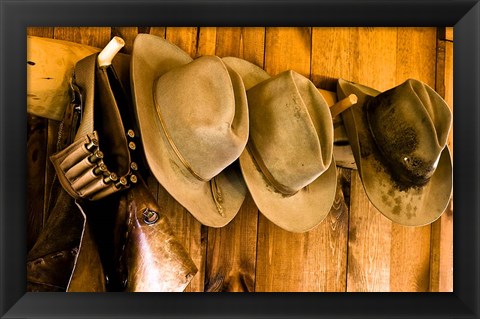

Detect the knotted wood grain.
[{"left": 203, "top": 27, "right": 265, "bottom": 292}]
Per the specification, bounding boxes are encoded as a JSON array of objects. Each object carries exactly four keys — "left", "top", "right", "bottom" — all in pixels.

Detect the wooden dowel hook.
[
  {"left": 97, "top": 36, "right": 125, "bottom": 67},
  {"left": 329, "top": 94, "right": 358, "bottom": 118}
]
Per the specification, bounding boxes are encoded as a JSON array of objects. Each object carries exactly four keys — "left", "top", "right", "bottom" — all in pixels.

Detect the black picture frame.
[{"left": 1, "top": 0, "right": 479, "bottom": 318}]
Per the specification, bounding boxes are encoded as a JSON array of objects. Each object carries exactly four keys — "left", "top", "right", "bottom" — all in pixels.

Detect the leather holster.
[{"left": 27, "top": 50, "right": 197, "bottom": 292}]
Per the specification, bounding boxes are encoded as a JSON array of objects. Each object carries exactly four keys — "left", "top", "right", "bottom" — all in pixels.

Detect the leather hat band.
[
  {"left": 152, "top": 84, "right": 208, "bottom": 183},
  {"left": 247, "top": 139, "right": 298, "bottom": 196}
]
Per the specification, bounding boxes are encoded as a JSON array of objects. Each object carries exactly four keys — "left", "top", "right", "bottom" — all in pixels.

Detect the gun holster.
[{"left": 28, "top": 51, "right": 197, "bottom": 292}]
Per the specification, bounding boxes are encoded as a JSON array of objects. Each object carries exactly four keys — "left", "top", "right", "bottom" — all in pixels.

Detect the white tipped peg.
[{"left": 97, "top": 36, "right": 125, "bottom": 67}]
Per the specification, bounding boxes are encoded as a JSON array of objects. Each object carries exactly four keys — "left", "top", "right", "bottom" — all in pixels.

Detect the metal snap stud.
[
  {"left": 130, "top": 175, "right": 137, "bottom": 184},
  {"left": 127, "top": 129, "right": 135, "bottom": 138},
  {"left": 142, "top": 208, "right": 159, "bottom": 225}
]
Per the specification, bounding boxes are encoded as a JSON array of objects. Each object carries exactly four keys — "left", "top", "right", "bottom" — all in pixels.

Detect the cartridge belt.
[
  {"left": 50, "top": 53, "right": 140, "bottom": 201},
  {"left": 51, "top": 130, "right": 139, "bottom": 201}
]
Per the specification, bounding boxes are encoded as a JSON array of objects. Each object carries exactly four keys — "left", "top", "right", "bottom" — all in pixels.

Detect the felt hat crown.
[
  {"left": 365, "top": 79, "right": 451, "bottom": 185},
  {"left": 223, "top": 57, "right": 337, "bottom": 233},
  {"left": 337, "top": 78, "right": 452, "bottom": 226},
  {"left": 131, "top": 34, "right": 249, "bottom": 227}
]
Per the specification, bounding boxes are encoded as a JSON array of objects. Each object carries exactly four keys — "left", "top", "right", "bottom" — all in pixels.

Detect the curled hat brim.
[
  {"left": 131, "top": 34, "right": 247, "bottom": 227},
  {"left": 337, "top": 79, "right": 452, "bottom": 226},
  {"left": 223, "top": 57, "right": 337, "bottom": 233}
]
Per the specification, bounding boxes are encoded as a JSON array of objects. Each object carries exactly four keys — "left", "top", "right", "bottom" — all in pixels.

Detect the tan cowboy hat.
[
  {"left": 337, "top": 78, "right": 452, "bottom": 226},
  {"left": 223, "top": 57, "right": 337, "bottom": 233},
  {"left": 130, "top": 34, "right": 249, "bottom": 227}
]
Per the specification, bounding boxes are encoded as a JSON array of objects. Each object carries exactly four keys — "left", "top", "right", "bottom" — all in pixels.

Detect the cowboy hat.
[
  {"left": 223, "top": 57, "right": 337, "bottom": 233},
  {"left": 130, "top": 34, "right": 249, "bottom": 227},
  {"left": 337, "top": 78, "right": 452, "bottom": 226}
]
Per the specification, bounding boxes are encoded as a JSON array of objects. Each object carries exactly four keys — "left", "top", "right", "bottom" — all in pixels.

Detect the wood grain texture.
[
  {"left": 156, "top": 27, "right": 212, "bottom": 292},
  {"left": 255, "top": 27, "right": 349, "bottom": 292},
  {"left": 111, "top": 27, "right": 140, "bottom": 54},
  {"left": 197, "top": 27, "right": 217, "bottom": 57},
  {"left": 25, "top": 27, "right": 452, "bottom": 292},
  {"left": 430, "top": 37, "right": 454, "bottom": 292},
  {"left": 27, "top": 27, "right": 54, "bottom": 37},
  {"left": 255, "top": 167, "right": 349, "bottom": 292},
  {"left": 389, "top": 27, "right": 437, "bottom": 292},
  {"left": 53, "top": 27, "right": 112, "bottom": 48},
  {"left": 203, "top": 27, "right": 264, "bottom": 292},
  {"left": 347, "top": 172, "right": 392, "bottom": 292},
  {"left": 311, "top": 28, "right": 351, "bottom": 91},
  {"left": 205, "top": 194, "right": 259, "bottom": 292},
  {"left": 264, "top": 27, "right": 311, "bottom": 78},
  {"left": 166, "top": 27, "right": 199, "bottom": 57},
  {"left": 215, "top": 27, "right": 265, "bottom": 66},
  {"left": 346, "top": 27, "right": 397, "bottom": 292},
  {"left": 149, "top": 27, "right": 166, "bottom": 38},
  {"left": 445, "top": 28, "right": 453, "bottom": 41}
]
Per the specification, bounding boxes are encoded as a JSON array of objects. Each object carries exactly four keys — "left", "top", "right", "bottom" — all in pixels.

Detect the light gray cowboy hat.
[
  {"left": 337, "top": 78, "right": 452, "bottom": 226},
  {"left": 131, "top": 34, "right": 249, "bottom": 227},
  {"left": 223, "top": 57, "right": 337, "bottom": 233}
]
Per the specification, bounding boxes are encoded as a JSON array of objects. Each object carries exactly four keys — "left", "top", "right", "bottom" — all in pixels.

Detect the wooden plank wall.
[{"left": 26, "top": 27, "right": 453, "bottom": 292}]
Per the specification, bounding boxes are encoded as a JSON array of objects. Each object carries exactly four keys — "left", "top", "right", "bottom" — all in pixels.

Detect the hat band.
[
  {"left": 152, "top": 88, "right": 208, "bottom": 183},
  {"left": 153, "top": 88, "right": 225, "bottom": 217},
  {"left": 247, "top": 139, "right": 298, "bottom": 196}
]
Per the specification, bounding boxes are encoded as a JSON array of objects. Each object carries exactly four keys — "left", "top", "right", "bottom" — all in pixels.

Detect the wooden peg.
[
  {"left": 97, "top": 36, "right": 125, "bottom": 67},
  {"left": 329, "top": 94, "right": 358, "bottom": 118}
]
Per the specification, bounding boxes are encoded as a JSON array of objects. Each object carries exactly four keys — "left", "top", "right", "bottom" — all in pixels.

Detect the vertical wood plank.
[
  {"left": 157, "top": 27, "right": 208, "bottom": 292},
  {"left": 264, "top": 27, "right": 311, "bottom": 78},
  {"left": 204, "top": 194, "right": 259, "bottom": 292},
  {"left": 166, "top": 27, "right": 199, "bottom": 57},
  {"left": 53, "top": 27, "right": 112, "bottom": 48},
  {"left": 111, "top": 27, "right": 140, "bottom": 54},
  {"left": 27, "top": 27, "right": 54, "bottom": 38},
  {"left": 255, "top": 27, "right": 349, "bottom": 292},
  {"left": 312, "top": 27, "right": 351, "bottom": 292},
  {"left": 27, "top": 115, "right": 48, "bottom": 251},
  {"left": 311, "top": 27, "right": 351, "bottom": 91},
  {"left": 430, "top": 34, "right": 454, "bottom": 292},
  {"left": 346, "top": 27, "right": 398, "bottom": 292},
  {"left": 203, "top": 27, "right": 263, "bottom": 292},
  {"left": 390, "top": 27, "right": 437, "bottom": 292},
  {"left": 197, "top": 27, "right": 217, "bottom": 57},
  {"left": 445, "top": 28, "right": 454, "bottom": 41},
  {"left": 347, "top": 172, "right": 392, "bottom": 291},
  {"left": 215, "top": 27, "right": 265, "bottom": 66},
  {"left": 149, "top": 27, "right": 166, "bottom": 38}
]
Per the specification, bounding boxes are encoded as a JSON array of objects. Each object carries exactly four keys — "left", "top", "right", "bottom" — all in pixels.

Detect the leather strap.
[
  {"left": 51, "top": 53, "right": 139, "bottom": 201},
  {"left": 74, "top": 55, "right": 97, "bottom": 141}
]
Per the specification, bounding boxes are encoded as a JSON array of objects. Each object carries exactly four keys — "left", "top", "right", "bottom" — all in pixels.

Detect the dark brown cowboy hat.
[{"left": 337, "top": 78, "right": 452, "bottom": 226}]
